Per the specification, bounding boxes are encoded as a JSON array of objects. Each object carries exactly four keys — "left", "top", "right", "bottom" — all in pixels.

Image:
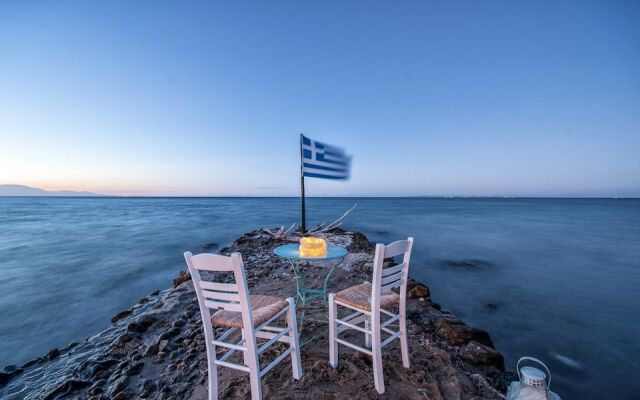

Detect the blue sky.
[{"left": 1, "top": 1, "right": 638, "bottom": 196}]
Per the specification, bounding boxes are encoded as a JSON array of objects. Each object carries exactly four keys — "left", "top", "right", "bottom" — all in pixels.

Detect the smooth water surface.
[{"left": 1, "top": 197, "right": 638, "bottom": 399}]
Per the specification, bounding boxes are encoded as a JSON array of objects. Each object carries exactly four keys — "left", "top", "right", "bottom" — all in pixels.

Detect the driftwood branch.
[
  {"left": 261, "top": 203, "right": 357, "bottom": 240},
  {"left": 284, "top": 223, "right": 296, "bottom": 235},
  {"left": 262, "top": 223, "right": 297, "bottom": 240},
  {"left": 309, "top": 203, "right": 357, "bottom": 233}
]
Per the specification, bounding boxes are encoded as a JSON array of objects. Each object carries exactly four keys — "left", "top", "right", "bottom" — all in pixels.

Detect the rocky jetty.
[{"left": 0, "top": 229, "right": 513, "bottom": 399}]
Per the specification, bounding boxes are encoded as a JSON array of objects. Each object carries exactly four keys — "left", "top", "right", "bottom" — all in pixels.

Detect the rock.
[
  {"left": 408, "top": 282, "right": 430, "bottom": 298},
  {"left": 120, "top": 333, "right": 135, "bottom": 343},
  {"left": 158, "top": 339, "right": 169, "bottom": 352},
  {"left": 0, "top": 372, "right": 11, "bottom": 388},
  {"left": 138, "top": 315, "right": 158, "bottom": 329},
  {"left": 140, "top": 379, "right": 157, "bottom": 397},
  {"left": 173, "top": 319, "right": 186, "bottom": 328},
  {"left": 89, "top": 385, "right": 104, "bottom": 395},
  {"left": 459, "top": 340, "right": 505, "bottom": 370},
  {"left": 173, "top": 269, "right": 191, "bottom": 288},
  {"left": 112, "top": 391, "right": 128, "bottom": 400},
  {"left": 114, "top": 359, "right": 130, "bottom": 374},
  {"left": 434, "top": 318, "right": 494, "bottom": 347},
  {"left": 42, "top": 379, "right": 90, "bottom": 399},
  {"left": 46, "top": 348, "right": 60, "bottom": 360},
  {"left": 124, "top": 361, "right": 144, "bottom": 376},
  {"left": 486, "top": 303, "right": 498, "bottom": 310},
  {"left": 346, "top": 231, "right": 373, "bottom": 253},
  {"left": 3, "top": 365, "right": 20, "bottom": 373},
  {"left": 145, "top": 343, "right": 159, "bottom": 356},
  {"left": 21, "top": 357, "right": 42, "bottom": 368},
  {"left": 111, "top": 310, "right": 133, "bottom": 324},
  {"left": 88, "top": 358, "right": 118, "bottom": 377},
  {"left": 127, "top": 315, "right": 157, "bottom": 333},
  {"left": 0, "top": 365, "right": 23, "bottom": 388},
  {"left": 485, "top": 370, "right": 518, "bottom": 393},
  {"left": 201, "top": 242, "right": 218, "bottom": 250},
  {"left": 89, "top": 378, "right": 106, "bottom": 391},
  {"left": 107, "top": 376, "right": 128, "bottom": 398},
  {"left": 159, "top": 327, "right": 181, "bottom": 340},
  {"left": 139, "top": 297, "right": 150, "bottom": 305}
]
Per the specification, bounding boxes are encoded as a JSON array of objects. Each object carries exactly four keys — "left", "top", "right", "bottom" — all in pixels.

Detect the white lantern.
[{"left": 506, "top": 357, "right": 561, "bottom": 400}]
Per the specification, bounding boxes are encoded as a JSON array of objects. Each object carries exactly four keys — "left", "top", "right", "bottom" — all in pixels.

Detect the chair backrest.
[
  {"left": 184, "top": 251, "right": 254, "bottom": 331},
  {"left": 371, "top": 237, "right": 414, "bottom": 307}
]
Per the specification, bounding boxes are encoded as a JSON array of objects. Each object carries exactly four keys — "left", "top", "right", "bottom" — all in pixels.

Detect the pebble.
[
  {"left": 158, "top": 340, "right": 169, "bottom": 352},
  {"left": 106, "top": 376, "right": 128, "bottom": 398},
  {"left": 111, "top": 310, "right": 133, "bottom": 324},
  {"left": 46, "top": 348, "right": 60, "bottom": 360},
  {"left": 124, "top": 362, "right": 144, "bottom": 376},
  {"left": 145, "top": 343, "right": 159, "bottom": 356},
  {"left": 173, "top": 319, "right": 186, "bottom": 328}
]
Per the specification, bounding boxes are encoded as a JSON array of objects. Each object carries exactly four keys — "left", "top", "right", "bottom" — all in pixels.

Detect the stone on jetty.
[
  {"left": 408, "top": 281, "right": 430, "bottom": 299},
  {"left": 460, "top": 340, "right": 505, "bottom": 370},
  {"left": 434, "top": 317, "right": 494, "bottom": 347}
]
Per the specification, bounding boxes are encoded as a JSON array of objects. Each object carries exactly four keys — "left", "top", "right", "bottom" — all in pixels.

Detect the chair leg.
[
  {"left": 328, "top": 293, "right": 338, "bottom": 368},
  {"left": 244, "top": 329, "right": 262, "bottom": 400},
  {"left": 364, "top": 315, "right": 371, "bottom": 348},
  {"left": 206, "top": 346, "right": 218, "bottom": 400},
  {"left": 399, "top": 311, "right": 410, "bottom": 368},
  {"left": 286, "top": 298, "right": 303, "bottom": 379},
  {"left": 241, "top": 329, "right": 249, "bottom": 366},
  {"left": 371, "top": 316, "right": 385, "bottom": 394},
  {"left": 248, "top": 364, "right": 262, "bottom": 400}
]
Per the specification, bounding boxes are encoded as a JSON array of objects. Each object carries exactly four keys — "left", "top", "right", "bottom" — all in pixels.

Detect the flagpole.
[{"left": 299, "top": 133, "right": 307, "bottom": 233}]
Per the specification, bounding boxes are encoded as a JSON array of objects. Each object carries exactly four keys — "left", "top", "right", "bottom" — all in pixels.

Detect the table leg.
[
  {"left": 285, "top": 258, "right": 345, "bottom": 345},
  {"left": 287, "top": 258, "right": 306, "bottom": 306}
]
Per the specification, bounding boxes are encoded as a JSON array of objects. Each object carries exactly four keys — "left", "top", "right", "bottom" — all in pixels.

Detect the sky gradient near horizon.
[{"left": 1, "top": 1, "right": 639, "bottom": 197}]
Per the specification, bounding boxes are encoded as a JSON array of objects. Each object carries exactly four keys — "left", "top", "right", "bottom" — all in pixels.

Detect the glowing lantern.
[
  {"left": 507, "top": 357, "right": 561, "bottom": 400},
  {"left": 299, "top": 236, "right": 327, "bottom": 258}
]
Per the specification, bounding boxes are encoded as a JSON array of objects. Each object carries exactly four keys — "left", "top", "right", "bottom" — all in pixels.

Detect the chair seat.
[
  {"left": 335, "top": 283, "right": 399, "bottom": 312},
  {"left": 211, "top": 295, "right": 288, "bottom": 329}
]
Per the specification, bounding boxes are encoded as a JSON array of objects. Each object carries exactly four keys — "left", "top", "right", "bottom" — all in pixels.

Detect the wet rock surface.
[
  {"left": 407, "top": 282, "right": 430, "bottom": 299},
  {"left": 0, "top": 228, "right": 510, "bottom": 399},
  {"left": 434, "top": 318, "right": 495, "bottom": 347}
]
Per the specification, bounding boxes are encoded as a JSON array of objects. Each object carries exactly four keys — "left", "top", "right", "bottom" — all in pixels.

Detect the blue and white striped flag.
[{"left": 301, "top": 135, "right": 352, "bottom": 180}]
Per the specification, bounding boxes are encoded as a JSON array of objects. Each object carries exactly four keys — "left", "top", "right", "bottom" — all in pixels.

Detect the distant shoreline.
[{"left": 1, "top": 195, "right": 639, "bottom": 199}]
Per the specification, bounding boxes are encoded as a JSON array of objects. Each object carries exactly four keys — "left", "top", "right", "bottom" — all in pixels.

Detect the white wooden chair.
[
  {"left": 328, "top": 237, "right": 414, "bottom": 394},
  {"left": 184, "top": 251, "right": 303, "bottom": 400}
]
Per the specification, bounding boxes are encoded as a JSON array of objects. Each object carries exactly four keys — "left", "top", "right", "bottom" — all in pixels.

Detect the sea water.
[{"left": 0, "top": 197, "right": 638, "bottom": 399}]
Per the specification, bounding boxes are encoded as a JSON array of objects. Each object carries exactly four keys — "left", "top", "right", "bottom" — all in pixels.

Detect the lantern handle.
[{"left": 517, "top": 356, "right": 551, "bottom": 389}]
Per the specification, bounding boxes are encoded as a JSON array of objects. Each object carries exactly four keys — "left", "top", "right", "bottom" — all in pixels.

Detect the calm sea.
[{"left": 0, "top": 197, "right": 638, "bottom": 398}]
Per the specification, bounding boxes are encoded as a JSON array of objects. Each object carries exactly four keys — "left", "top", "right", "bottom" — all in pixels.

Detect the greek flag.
[{"left": 302, "top": 135, "right": 352, "bottom": 180}]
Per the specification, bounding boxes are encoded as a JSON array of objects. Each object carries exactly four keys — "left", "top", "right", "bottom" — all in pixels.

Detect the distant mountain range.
[{"left": 0, "top": 184, "right": 104, "bottom": 197}]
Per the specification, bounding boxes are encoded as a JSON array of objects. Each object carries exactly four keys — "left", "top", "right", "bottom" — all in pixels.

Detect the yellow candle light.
[{"left": 299, "top": 236, "right": 327, "bottom": 258}]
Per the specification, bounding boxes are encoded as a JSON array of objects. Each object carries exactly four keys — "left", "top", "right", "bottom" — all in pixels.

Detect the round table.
[{"left": 273, "top": 243, "right": 348, "bottom": 306}]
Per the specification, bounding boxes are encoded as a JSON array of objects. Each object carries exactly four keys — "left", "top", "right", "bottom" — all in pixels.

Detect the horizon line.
[{"left": 1, "top": 195, "right": 639, "bottom": 199}]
